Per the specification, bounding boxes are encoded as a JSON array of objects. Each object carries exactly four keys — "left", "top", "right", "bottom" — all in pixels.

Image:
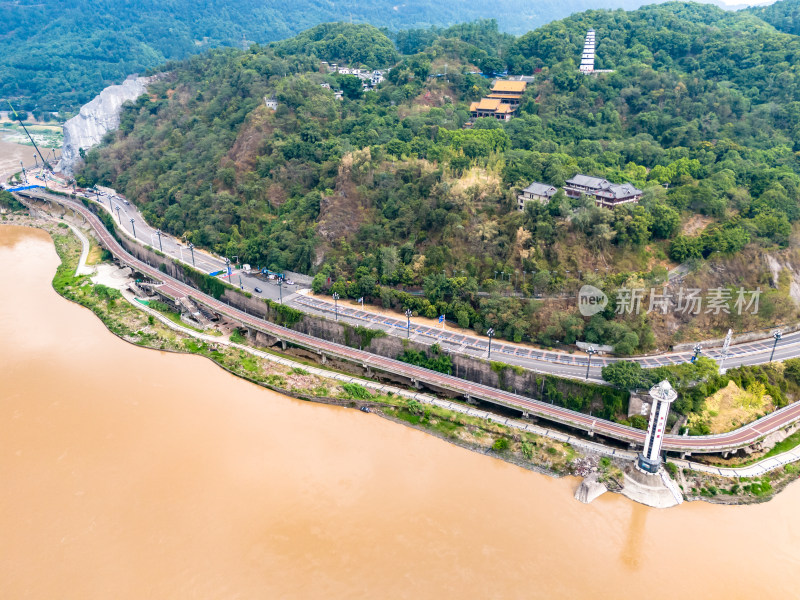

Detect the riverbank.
[
  {"left": 5, "top": 211, "right": 800, "bottom": 506},
  {"left": 27, "top": 214, "right": 584, "bottom": 476}
]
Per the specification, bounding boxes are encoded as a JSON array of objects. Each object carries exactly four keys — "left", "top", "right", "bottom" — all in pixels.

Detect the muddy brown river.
[{"left": 2, "top": 225, "right": 800, "bottom": 599}]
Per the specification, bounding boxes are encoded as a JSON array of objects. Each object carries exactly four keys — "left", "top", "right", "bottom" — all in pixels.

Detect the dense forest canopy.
[
  {"left": 80, "top": 4, "right": 800, "bottom": 357},
  {"left": 748, "top": 0, "right": 800, "bottom": 35},
  {"left": 2, "top": 0, "right": 690, "bottom": 112}
]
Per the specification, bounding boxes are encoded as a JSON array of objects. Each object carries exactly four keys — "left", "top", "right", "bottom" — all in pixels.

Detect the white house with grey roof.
[
  {"left": 564, "top": 174, "right": 642, "bottom": 208},
  {"left": 518, "top": 182, "right": 558, "bottom": 210}
]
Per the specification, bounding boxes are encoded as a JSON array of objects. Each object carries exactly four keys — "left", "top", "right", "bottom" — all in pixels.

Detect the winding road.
[
  {"left": 13, "top": 187, "right": 800, "bottom": 455},
  {"left": 25, "top": 183, "right": 800, "bottom": 382}
]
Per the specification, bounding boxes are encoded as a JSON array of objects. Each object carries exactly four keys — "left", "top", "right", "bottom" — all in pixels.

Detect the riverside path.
[{"left": 13, "top": 187, "right": 800, "bottom": 455}]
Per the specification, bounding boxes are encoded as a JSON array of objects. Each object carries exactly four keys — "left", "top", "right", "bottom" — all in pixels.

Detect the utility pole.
[
  {"left": 155, "top": 229, "right": 163, "bottom": 252},
  {"left": 114, "top": 205, "right": 121, "bottom": 223},
  {"left": 188, "top": 243, "right": 195, "bottom": 266},
  {"left": 279, "top": 277, "right": 283, "bottom": 304},
  {"left": 770, "top": 330, "right": 783, "bottom": 362},
  {"left": 585, "top": 346, "right": 596, "bottom": 380},
  {"left": 129, "top": 218, "right": 136, "bottom": 238},
  {"left": 405, "top": 308, "right": 413, "bottom": 338},
  {"left": 333, "top": 292, "right": 340, "bottom": 320},
  {"left": 487, "top": 327, "right": 495, "bottom": 358}
]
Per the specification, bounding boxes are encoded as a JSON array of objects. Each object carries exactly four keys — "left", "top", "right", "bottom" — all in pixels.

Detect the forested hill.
[
  {"left": 748, "top": 0, "right": 800, "bottom": 34},
  {"left": 1, "top": 0, "right": 669, "bottom": 113},
  {"left": 80, "top": 8, "right": 800, "bottom": 357}
]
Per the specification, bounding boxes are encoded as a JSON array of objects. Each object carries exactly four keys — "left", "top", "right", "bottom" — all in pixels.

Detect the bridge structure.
[{"left": 13, "top": 188, "right": 800, "bottom": 456}]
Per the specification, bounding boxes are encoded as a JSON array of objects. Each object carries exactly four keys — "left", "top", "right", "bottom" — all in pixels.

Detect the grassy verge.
[
  {"left": 45, "top": 223, "right": 586, "bottom": 479},
  {"left": 674, "top": 464, "right": 800, "bottom": 505},
  {"left": 42, "top": 221, "right": 800, "bottom": 503}
]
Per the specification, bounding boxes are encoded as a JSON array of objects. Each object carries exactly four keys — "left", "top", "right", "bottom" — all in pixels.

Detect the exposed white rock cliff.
[{"left": 57, "top": 75, "right": 153, "bottom": 175}]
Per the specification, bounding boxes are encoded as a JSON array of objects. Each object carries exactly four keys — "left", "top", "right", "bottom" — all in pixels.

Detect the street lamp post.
[
  {"left": 188, "top": 243, "right": 195, "bottom": 266},
  {"left": 114, "top": 205, "right": 121, "bottom": 223},
  {"left": 129, "top": 218, "right": 136, "bottom": 238},
  {"left": 770, "top": 330, "right": 783, "bottom": 362},
  {"left": 405, "top": 308, "right": 413, "bottom": 338},
  {"left": 585, "top": 346, "right": 597, "bottom": 380},
  {"left": 487, "top": 327, "right": 495, "bottom": 358},
  {"left": 333, "top": 292, "right": 340, "bottom": 320},
  {"left": 155, "top": 229, "right": 163, "bottom": 252}
]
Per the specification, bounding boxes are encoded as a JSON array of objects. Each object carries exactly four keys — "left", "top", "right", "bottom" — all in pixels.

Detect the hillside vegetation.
[
  {"left": 748, "top": 0, "right": 800, "bottom": 35},
  {"left": 80, "top": 7, "right": 800, "bottom": 353},
  {"left": 1, "top": 0, "right": 663, "bottom": 112}
]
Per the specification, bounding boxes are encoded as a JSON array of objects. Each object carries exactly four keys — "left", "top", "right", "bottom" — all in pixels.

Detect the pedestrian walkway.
[{"left": 124, "top": 286, "right": 800, "bottom": 480}]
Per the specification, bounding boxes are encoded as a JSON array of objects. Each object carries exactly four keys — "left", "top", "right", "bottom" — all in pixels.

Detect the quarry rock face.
[{"left": 57, "top": 75, "right": 152, "bottom": 175}]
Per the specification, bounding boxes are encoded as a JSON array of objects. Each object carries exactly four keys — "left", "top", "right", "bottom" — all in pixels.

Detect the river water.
[{"left": 1, "top": 224, "right": 800, "bottom": 599}]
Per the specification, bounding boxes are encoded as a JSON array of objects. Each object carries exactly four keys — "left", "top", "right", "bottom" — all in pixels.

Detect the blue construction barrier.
[{"left": 6, "top": 185, "right": 45, "bottom": 192}]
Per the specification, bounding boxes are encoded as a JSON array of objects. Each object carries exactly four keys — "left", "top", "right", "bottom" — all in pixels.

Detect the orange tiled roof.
[
  {"left": 491, "top": 80, "right": 527, "bottom": 93},
  {"left": 474, "top": 98, "right": 503, "bottom": 111},
  {"left": 470, "top": 97, "right": 515, "bottom": 114},
  {"left": 488, "top": 92, "right": 524, "bottom": 100}
]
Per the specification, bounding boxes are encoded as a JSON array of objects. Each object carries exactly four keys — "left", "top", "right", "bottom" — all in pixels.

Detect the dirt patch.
[
  {"left": 682, "top": 214, "right": 713, "bottom": 236},
  {"left": 688, "top": 380, "right": 774, "bottom": 434},
  {"left": 225, "top": 104, "right": 274, "bottom": 176},
  {"left": 449, "top": 166, "right": 501, "bottom": 197},
  {"left": 85, "top": 240, "right": 105, "bottom": 265},
  {"left": 317, "top": 149, "right": 374, "bottom": 243}
]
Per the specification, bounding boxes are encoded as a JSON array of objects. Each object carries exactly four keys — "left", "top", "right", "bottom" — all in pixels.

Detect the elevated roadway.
[{"left": 14, "top": 188, "right": 800, "bottom": 455}]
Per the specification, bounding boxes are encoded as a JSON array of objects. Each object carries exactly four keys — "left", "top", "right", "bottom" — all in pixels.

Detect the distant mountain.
[
  {"left": 747, "top": 0, "right": 800, "bottom": 33},
  {"left": 1, "top": 0, "right": 672, "bottom": 112}
]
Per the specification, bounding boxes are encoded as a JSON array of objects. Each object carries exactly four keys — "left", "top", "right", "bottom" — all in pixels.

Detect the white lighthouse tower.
[{"left": 637, "top": 380, "right": 677, "bottom": 474}]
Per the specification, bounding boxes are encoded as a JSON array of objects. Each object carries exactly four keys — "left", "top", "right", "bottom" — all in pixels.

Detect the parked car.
[
  {"left": 254, "top": 287, "right": 262, "bottom": 294},
  {"left": 285, "top": 279, "right": 295, "bottom": 285}
]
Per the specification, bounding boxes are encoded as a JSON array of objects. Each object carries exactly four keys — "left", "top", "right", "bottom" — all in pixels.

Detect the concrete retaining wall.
[{"left": 84, "top": 201, "right": 626, "bottom": 417}]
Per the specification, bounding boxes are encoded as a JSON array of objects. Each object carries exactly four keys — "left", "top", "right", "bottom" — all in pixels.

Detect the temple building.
[
  {"left": 469, "top": 98, "right": 515, "bottom": 121},
  {"left": 579, "top": 29, "right": 596, "bottom": 73},
  {"left": 469, "top": 80, "right": 528, "bottom": 121},
  {"left": 564, "top": 174, "right": 642, "bottom": 208},
  {"left": 578, "top": 29, "right": 614, "bottom": 75},
  {"left": 486, "top": 80, "right": 527, "bottom": 109},
  {"left": 517, "top": 182, "right": 558, "bottom": 210}
]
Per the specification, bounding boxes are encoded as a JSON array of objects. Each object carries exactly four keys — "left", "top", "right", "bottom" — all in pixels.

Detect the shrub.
[
  {"left": 340, "top": 383, "right": 373, "bottom": 400},
  {"left": 492, "top": 438, "right": 509, "bottom": 452},
  {"left": 521, "top": 441, "right": 533, "bottom": 459}
]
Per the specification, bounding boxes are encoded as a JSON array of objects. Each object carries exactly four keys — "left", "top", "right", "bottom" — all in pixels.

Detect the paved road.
[
  {"left": 118, "top": 294, "right": 800, "bottom": 478},
  {"left": 16, "top": 189, "right": 800, "bottom": 455},
  {"left": 77, "top": 189, "right": 302, "bottom": 304},
  {"left": 54, "top": 189, "right": 800, "bottom": 382}
]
